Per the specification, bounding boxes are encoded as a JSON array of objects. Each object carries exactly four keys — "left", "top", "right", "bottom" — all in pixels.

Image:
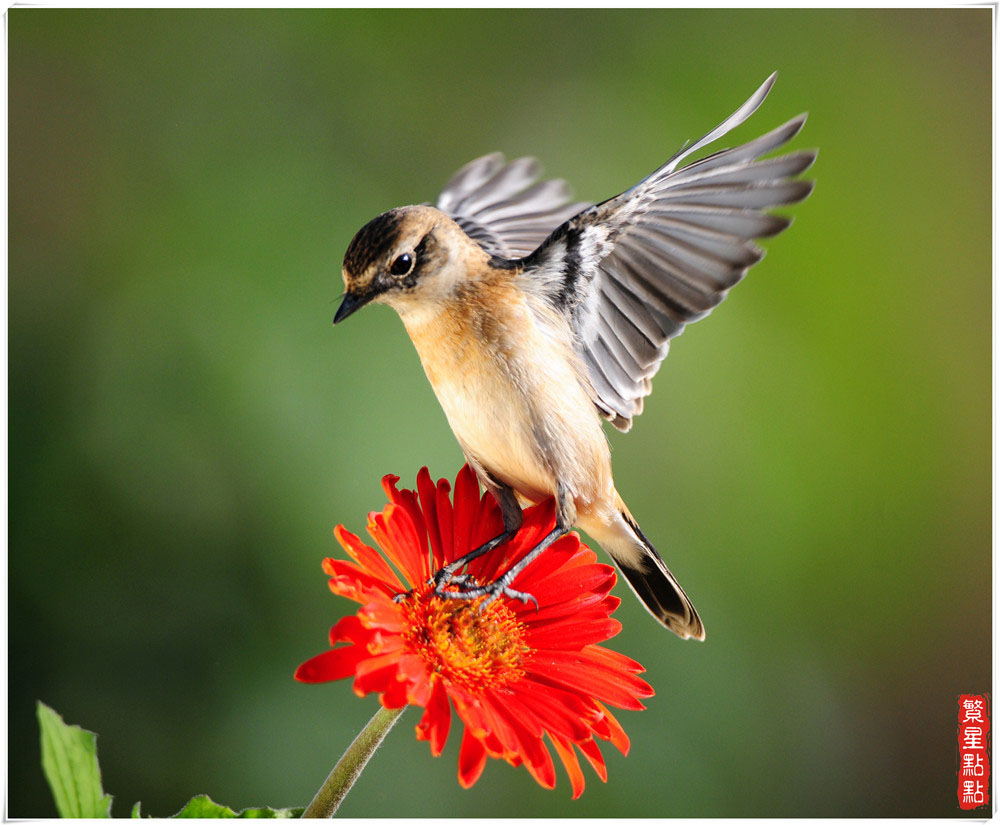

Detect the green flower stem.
[{"left": 303, "top": 705, "right": 405, "bottom": 818}]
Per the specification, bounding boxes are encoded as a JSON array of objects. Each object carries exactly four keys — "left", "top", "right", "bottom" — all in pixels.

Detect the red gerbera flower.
[{"left": 296, "top": 466, "right": 653, "bottom": 797}]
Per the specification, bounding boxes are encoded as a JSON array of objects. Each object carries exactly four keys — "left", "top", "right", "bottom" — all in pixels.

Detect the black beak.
[{"left": 333, "top": 291, "right": 372, "bottom": 324}]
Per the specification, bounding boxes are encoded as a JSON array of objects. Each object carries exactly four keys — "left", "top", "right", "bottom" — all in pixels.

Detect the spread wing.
[
  {"left": 435, "top": 153, "right": 590, "bottom": 259},
  {"left": 520, "top": 72, "right": 817, "bottom": 431}
]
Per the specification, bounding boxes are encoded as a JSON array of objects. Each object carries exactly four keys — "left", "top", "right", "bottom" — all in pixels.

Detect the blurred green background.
[{"left": 9, "top": 8, "right": 991, "bottom": 818}]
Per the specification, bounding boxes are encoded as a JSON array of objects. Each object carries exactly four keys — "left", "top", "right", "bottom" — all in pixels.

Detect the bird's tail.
[{"left": 583, "top": 503, "right": 705, "bottom": 641}]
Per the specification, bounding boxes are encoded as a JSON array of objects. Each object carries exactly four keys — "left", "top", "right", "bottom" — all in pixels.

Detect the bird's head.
[{"left": 335, "top": 205, "right": 486, "bottom": 324}]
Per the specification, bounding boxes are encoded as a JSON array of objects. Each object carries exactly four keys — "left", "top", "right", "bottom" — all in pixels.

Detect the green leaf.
[
  {"left": 37, "top": 701, "right": 114, "bottom": 818},
  {"left": 36, "top": 703, "right": 300, "bottom": 819},
  {"left": 235, "top": 808, "right": 305, "bottom": 819},
  {"left": 172, "top": 795, "right": 303, "bottom": 818}
]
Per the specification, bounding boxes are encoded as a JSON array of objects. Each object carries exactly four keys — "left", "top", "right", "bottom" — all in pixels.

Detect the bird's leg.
[
  {"left": 437, "top": 483, "right": 574, "bottom": 610},
  {"left": 432, "top": 481, "right": 523, "bottom": 592},
  {"left": 432, "top": 528, "right": 516, "bottom": 589},
  {"left": 441, "top": 523, "right": 568, "bottom": 610}
]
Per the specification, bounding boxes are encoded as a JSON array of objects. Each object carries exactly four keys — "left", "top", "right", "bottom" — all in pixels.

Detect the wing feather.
[
  {"left": 654, "top": 179, "right": 814, "bottom": 210},
  {"left": 435, "top": 154, "right": 590, "bottom": 259},
  {"left": 675, "top": 113, "right": 808, "bottom": 176},
  {"left": 581, "top": 347, "right": 631, "bottom": 413},
  {"left": 591, "top": 334, "right": 641, "bottom": 400},
  {"left": 646, "top": 206, "right": 791, "bottom": 238},
  {"left": 599, "top": 274, "right": 683, "bottom": 344},
  {"left": 593, "top": 304, "right": 654, "bottom": 381},
  {"left": 518, "top": 73, "right": 816, "bottom": 431}
]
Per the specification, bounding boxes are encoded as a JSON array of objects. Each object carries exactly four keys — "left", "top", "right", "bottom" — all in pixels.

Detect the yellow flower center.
[{"left": 401, "top": 588, "right": 530, "bottom": 691}]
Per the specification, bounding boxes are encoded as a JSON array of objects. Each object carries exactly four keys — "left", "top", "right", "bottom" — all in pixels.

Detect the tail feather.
[
  {"left": 618, "top": 518, "right": 705, "bottom": 640},
  {"left": 595, "top": 509, "right": 705, "bottom": 640}
]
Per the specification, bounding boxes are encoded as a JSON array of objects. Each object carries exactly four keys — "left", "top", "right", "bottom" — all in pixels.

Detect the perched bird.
[{"left": 335, "top": 73, "right": 815, "bottom": 640}]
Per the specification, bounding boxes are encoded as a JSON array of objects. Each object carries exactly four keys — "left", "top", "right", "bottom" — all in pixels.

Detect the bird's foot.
[
  {"left": 431, "top": 566, "right": 474, "bottom": 590},
  {"left": 393, "top": 569, "right": 476, "bottom": 603},
  {"left": 433, "top": 572, "right": 538, "bottom": 612}
]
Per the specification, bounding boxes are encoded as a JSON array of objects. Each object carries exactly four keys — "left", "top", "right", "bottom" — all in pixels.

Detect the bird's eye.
[{"left": 389, "top": 252, "right": 414, "bottom": 277}]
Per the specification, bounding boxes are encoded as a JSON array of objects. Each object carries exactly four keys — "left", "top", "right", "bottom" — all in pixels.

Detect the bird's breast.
[{"left": 400, "top": 293, "right": 611, "bottom": 507}]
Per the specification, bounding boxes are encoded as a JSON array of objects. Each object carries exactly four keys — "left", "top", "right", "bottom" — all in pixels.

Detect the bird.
[{"left": 333, "top": 73, "right": 815, "bottom": 640}]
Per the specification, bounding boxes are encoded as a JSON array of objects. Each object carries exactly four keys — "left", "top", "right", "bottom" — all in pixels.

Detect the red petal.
[
  {"left": 448, "top": 687, "right": 494, "bottom": 744},
  {"left": 367, "top": 510, "right": 418, "bottom": 588},
  {"left": 562, "top": 645, "right": 652, "bottom": 694},
  {"left": 333, "top": 527, "right": 404, "bottom": 591},
  {"left": 371, "top": 627, "right": 404, "bottom": 651},
  {"left": 358, "top": 598, "right": 406, "bottom": 634},
  {"left": 577, "top": 737, "right": 608, "bottom": 782},
  {"left": 472, "top": 695, "right": 514, "bottom": 755},
  {"left": 526, "top": 652, "right": 650, "bottom": 710},
  {"left": 525, "top": 590, "right": 618, "bottom": 624},
  {"left": 583, "top": 644, "right": 651, "bottom": 677},
  {"left": 481, "top": 728, "right": 507, "bottom": 760},
  {"left": 295, "top": 646, "right": 368, "bottom": 683},
  {"left": 552, "top": 539, "right": 602, "bottom": 570},
  {"left": 323, "top": 559, "right": 397, "bottom": 603},
  {"left": 550, "top": 735, "right": 586, "bottom": 799},
  {"left": 473, "top": 537, "right": 509, "bottom": 583},
  {"left": 488, "top": 529, "right": 585, "bottom": 591},
  {"left": 417, "top": 468, "right": 445, "bottom": 569},
  {"left": 383, "top": 503, "right": 430, "bottom": 583},
  {"left": 524, "top": 564, "right": 616, "bottom": 606},
  {"left": 385, "top": 477, "right": 414, "bottom": 516},
  {"left": 594, "top": 701, "right": 631, "bottom": 755},
  {"left": 492, "top": 688, "right": 543, "bottom": 738},
  {"left": 470, "top": 488, "right": 504, "bottom": 553},
  {"left": 510, "top": 584, "right": 615, "bottom": 625},
  {"left": 507, "top": 681, "right": 599, "bottom": 742},
  {"left": 458, "top": 728, "right": 488, "bottom": 788},
  {"left": 384, "top": 477, "right": 430, "bottom": 564},
  {"left": 381, "top": 673, "right": 410, "bottom": 709},
  {"left": 352, "top": 652, "right": 402, "bottom": 695},
  {"left": 380, "top": 474, "right": 402, "bottom": 502},
  {"left": 588, "top": 709, "right": 612, "bottom": 741},
  {"left": 485, "top": 693, "right": 556, "bottom": 789},
  {"left": 396, "top": 653, "right": 432, "bottom": 705},
  {"left": 451, "top": 465, "right": 480, "bottom": 558},
  {"left": 526, "top": 617, "right": 622, "bottom": 650},
  {"left": 476, "top": 499, "right": 554, "bottom": 580},
  {"left": 500, "top": 537, "right": 579, "bottom": 588},
  {"left": 329, "top": 614, "right": 369, "bottom": 645},
  {"left": 526, "top": 602, "right": 620, "bottom": 634},
  {"left": 415, "top": 677, "right": 451, "bottom": 756},
  {"left": 520, "top": 497, "right": 557, "bottom": 532},
  {"left": 435, "top": 479, "right": 455, "bottom": 563}
]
